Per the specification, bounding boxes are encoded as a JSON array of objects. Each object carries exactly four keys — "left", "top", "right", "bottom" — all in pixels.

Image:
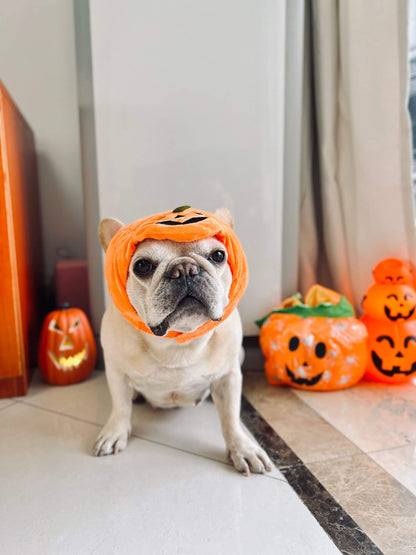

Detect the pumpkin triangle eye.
[
  {"left": 69, "top": 319, "right": 81, "bottom": 333},
  {"left": 48, "top": 319, "right": 63, "bottom": 334}
]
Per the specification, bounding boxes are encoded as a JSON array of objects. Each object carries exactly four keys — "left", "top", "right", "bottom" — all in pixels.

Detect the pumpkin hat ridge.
[{"left": 104, "top": 207, "right": 248, "bottom": 343}]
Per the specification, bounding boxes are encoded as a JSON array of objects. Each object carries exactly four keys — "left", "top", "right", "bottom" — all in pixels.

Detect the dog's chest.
[{"left": 125, "top": 355, "right": 224, "bottom": 408}]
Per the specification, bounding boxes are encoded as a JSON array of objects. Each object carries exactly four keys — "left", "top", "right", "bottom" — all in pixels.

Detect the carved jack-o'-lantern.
[
  {"left": 361, "top": 259, "right": 416, "bottom": 383},
  {"left": 38, "top": 305, "right": 97, "bottom": 385},
  {"left": 258, "top": 286, "right": 368, "bottom": 391}
]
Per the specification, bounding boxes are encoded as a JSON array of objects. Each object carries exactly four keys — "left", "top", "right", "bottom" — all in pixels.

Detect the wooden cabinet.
[{"left": 0, "top": 81, "right": 43, "bottom": 397}]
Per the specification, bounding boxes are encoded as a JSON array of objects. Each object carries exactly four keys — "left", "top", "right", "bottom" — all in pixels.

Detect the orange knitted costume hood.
[{"left": 104, "top": 207, "right": 248, "bottom": 343}]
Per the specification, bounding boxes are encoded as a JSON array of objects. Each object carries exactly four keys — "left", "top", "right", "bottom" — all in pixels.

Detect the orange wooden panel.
[{"left": 0, "top": 81, "right": 43, "bottom": 392}]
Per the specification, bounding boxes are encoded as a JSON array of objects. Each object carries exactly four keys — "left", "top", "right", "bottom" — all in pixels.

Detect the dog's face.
[
  {"left": 126, "top": 238, "right": 232, "bottom": 336},
  {"left": 100, "top": 208, "right": 235, "bottom": 337}
]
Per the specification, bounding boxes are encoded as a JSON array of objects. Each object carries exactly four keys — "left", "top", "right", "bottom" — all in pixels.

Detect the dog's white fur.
[{"left": 94, "top": 209, "right": 272, "bottom": 475}]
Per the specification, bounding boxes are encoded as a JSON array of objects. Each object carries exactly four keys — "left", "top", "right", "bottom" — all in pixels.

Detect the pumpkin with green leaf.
[{"left": 257, "top": 285, "right": 368, "bottom": 391}]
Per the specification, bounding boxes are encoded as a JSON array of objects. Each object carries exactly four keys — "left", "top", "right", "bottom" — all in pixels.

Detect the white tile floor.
[{"left": 1, "top": 371, "right": 340, "bottom": 555}]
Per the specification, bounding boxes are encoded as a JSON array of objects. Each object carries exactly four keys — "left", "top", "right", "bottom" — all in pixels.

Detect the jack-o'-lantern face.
[
  {"left": 38, "top": 306, "right": 97, "bottom": 385},
  {"left": 361, "top": 317, "right": 416, "bottom": 383},
  {"left": 371, "top": 335, "right": 416, "bottom": 377},
  {"left": 362, "top": 284, "right": 416, "bottom": 322},
  {"left": 284, "top": 332, "right": 328, "bottom": 386},
  {"left": 46, "top": 316, "right": 89, "bottom": 371},
  {"left": 156, "top": 207, "right": 208, "bottom": 227},
  {"left": 259, "top": 313, "right": 368, "bottom": 391}
]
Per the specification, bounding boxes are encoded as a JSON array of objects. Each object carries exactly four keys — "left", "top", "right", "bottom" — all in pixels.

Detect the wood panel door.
[{"left": 0, "top": 81, "right": 43, "bottom": 397}]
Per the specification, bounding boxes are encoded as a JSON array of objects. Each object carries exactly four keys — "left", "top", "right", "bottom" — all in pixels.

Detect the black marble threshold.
[{"left": 240, "top": 397, "right": 383, "bottom": 555}]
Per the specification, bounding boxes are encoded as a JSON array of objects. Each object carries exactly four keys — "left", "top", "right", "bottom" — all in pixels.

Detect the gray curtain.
[{"left": 299, "top": 0, "right": 416, "bottom": 311}]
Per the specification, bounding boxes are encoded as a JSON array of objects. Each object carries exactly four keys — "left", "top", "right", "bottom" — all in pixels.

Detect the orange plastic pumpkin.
[
  {"left": 257, "top": 286, "right": 368, "bottom": 391},
  {"left": 360, "top": 259, "right": 416, "bottom": 383},
  {"left": 38, "top": 304, "right": 97, "bottom": 385},
  {"left": 372, "top": 257, "right": 412, "bottom": 285}
]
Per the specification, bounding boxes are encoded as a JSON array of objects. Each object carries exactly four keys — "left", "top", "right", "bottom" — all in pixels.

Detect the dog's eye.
[
  {"left": 133, "top": 259, "right": 155, "bottom": 277},
  {"left": 209, "top": 250, "right": 226, "bottom": 264}
]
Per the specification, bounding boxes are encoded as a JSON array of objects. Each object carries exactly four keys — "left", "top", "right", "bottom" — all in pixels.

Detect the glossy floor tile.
[
  {"left": 293, "top": 378, "right": 416, "bottom": 452},
  {"left": 21, "top": 371, "right": 275, "bottom": 470},
  {"left": 243, "top": 372, "right": 361, "bottom": 464},
  {"left": 370, "top": 443, "right": 416, "bottom": 496},
  {"left": 293, "top": 377, "right": 416, "bottom": 495},
  {"left": 0, "top": 397, "right": 15, "bottom": 411},
  {"left": 308, "top": 453, "right": 416, "bottom": 555},
  {"left": 1, "top": 371, "right": 341, "bottom": 555},
  {"left": 244, "top": 371, "right": 416, "bottom": 555}
]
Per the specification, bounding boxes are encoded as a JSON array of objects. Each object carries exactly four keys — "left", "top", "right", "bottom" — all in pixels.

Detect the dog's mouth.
[{"left": 149, "top": 295, "right": 221, "bottom": 337}]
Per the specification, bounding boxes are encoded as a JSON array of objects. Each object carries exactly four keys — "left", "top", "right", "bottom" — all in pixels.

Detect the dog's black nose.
[{"left": 167, "top": 261, "right": 200, "bottom": 279}]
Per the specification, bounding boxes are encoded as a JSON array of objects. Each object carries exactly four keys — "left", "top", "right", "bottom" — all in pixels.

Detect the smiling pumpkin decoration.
[
  {"left": 360, "top": 258, "right": 416, "bottom": 383},
  {"left": 38, "top": 304, "right": 97, "bottom": 385},
  {"left": 257, "top": 285, "right": 368, "bottom": 391}
]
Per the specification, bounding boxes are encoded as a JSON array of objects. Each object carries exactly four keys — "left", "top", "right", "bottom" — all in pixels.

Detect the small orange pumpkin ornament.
[
  {"left": 38, "top": 304, "right": 97, "bottom": 385},
  {"left": 360, "top": 258, "right": 416, "bottom": 383},
  {"left": 257, "top": 285, "right": 368, "bottom": 391}
]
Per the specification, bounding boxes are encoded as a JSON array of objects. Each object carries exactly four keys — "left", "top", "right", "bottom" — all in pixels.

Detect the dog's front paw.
[
  {"left": 93, "top": 417, "right": 131, "bottom": 457},
  {"left": 227, "top": 435, "right": 272, "bottom": 476}
]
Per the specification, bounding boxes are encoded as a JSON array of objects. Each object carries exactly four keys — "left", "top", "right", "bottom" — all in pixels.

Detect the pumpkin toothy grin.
[
  {"left": 48, "top": 344, "right": 89, "bottom": 371},
  {"left": 158, "top": 216, "right": 207, "bottom": 226},
  {"left": 371, "top": 350, "right": 416, "bottom": 376},
  {"left": 285, "top": 366, "right": 323, "bottom": 386},
  {"left": 384, "top": 306, "right": 415, "bottom": 321}
]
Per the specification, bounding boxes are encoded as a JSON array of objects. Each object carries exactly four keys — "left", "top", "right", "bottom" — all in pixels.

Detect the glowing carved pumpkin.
[
  {"left": 257, "top": 285, "right": 368, "bottom": 391},
  {"left": 38, "top": 305, "right": 97, "bottom": 385},
  {"left": 360, "top": 259, "right": 416, "bottom": 383}
]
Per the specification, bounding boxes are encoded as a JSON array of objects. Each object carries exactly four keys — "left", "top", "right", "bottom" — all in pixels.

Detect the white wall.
[
  {"left": 90, "top": 0, "right": 287, "bottom": 334},
  {"left": 0, "top": 0, "right": 85, "bottom": 282}
]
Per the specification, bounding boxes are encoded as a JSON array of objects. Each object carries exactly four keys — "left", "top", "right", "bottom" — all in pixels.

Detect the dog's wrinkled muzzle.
[
  {"left": 105, "top": 207, "right": 248, "bottom": 343},
  {"left": 148, "top": 266, "right": 224, "bottom": 336}
]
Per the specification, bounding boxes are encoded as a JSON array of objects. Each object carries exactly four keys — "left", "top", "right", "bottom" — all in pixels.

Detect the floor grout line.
[
  {"left": 12, "top": 397, "right": 288, "bottom": 483},
  {"left": 285, "top": 389, "right": 408, "bottom": 464},
  {"left": 0, "top": 400, "right": 17, "bottom": 413},
  {"left": 367, "top": 442, "right": 413, "bottom": 455}
]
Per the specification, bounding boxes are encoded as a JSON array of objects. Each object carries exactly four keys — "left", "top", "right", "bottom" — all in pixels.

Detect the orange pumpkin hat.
[{"left": 105, "top": 207, "right": 248, "bottom": 343}]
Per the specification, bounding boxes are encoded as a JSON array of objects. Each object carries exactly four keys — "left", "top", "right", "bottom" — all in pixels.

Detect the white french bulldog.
[{"left": 94, "top": 208, "right": 272, "bottom": 475}]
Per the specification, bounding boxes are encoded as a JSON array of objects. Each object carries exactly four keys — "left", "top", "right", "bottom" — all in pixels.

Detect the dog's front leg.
[
  {"left": 93, "top": 367, "right": 134, "bottom": 457},
  {"left": 211, "top": 368, "right": 272, "bottom": 476}
]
